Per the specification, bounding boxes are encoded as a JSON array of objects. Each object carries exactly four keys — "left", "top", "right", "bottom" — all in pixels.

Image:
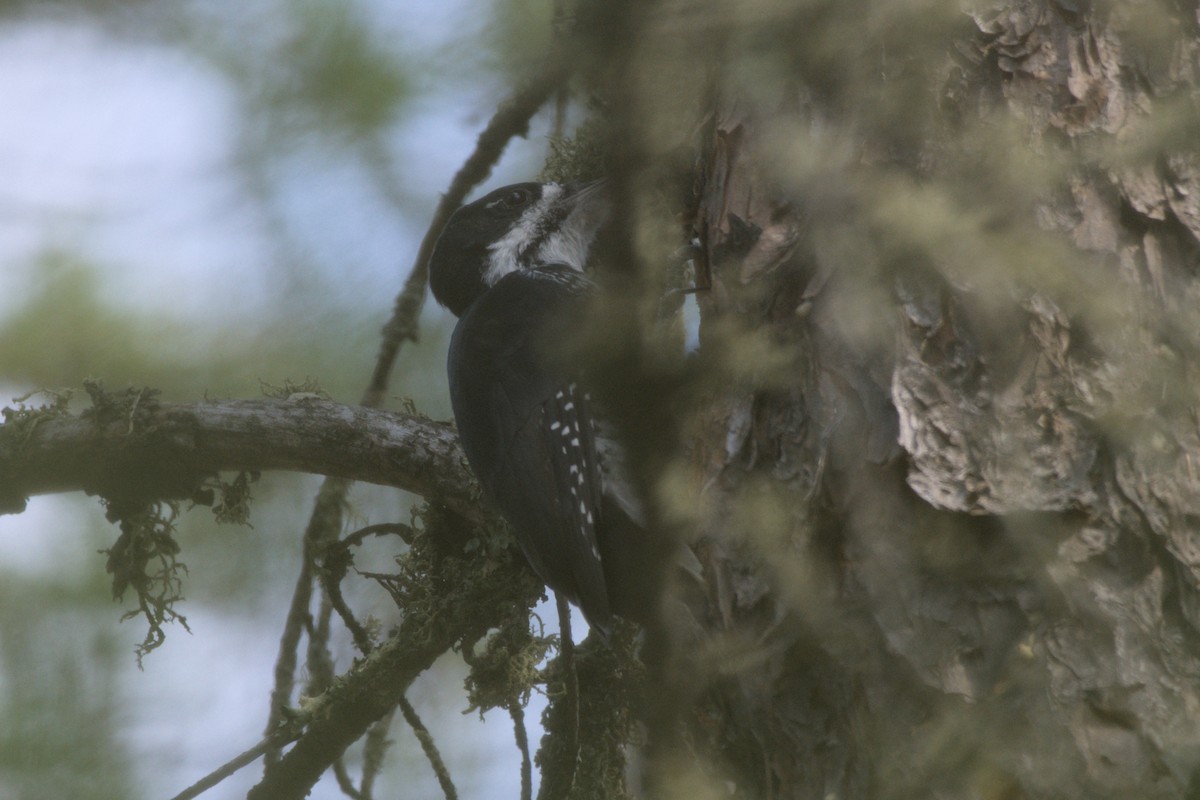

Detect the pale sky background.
[{"left": 0, "top": 2, "right": 580, "bottom": 798}]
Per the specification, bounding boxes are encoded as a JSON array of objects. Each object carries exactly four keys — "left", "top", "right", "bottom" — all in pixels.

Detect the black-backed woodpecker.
[{"left": 428, "top": 181, "right": 659, "bottom": 635}]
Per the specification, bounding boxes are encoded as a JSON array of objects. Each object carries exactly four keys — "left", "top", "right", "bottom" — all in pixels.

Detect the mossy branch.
[
  {"left": 0, "top": 396, "right": 480, "bottom": 520},
  {"left": 247, "top": 508, "right": 544, "bottom": 800}
]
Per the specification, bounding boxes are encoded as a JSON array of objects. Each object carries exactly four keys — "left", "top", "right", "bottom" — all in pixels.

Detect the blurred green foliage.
[
  {"left": 0, "top": 252, "right": 452, "bottom": 411},
  {"left": 0, "top": 569, "right": 136, "bottom": 800},
  {"left": 0, "top": 0, "right": 551, "bottom": 796},
  {"left": 0, "top": 254, "right": 185, "bottom": 392},
  {"left": 277, "top": 1, "right": 411, "bottom": 137},
  {"left": 484, "top": 0, "right": 556, "bottom": 79}
]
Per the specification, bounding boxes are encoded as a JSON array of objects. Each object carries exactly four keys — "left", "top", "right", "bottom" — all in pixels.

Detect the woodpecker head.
[{"left": 429, "top": 180, "right": 609, "bottom": 317}]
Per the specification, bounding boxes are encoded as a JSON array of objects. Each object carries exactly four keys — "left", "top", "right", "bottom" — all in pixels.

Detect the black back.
[{"left": 447, "top": 264, "right": 617, "bottom": 630}]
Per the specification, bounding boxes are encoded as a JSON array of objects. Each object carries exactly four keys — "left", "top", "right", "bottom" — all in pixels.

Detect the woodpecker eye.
[{"left": 486, "top": 187, "right": 534, "bottom": 212}]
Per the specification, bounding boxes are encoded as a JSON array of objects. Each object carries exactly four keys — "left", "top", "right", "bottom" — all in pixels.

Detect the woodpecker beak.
[
  {"left": 560, "top": 178, "right": 610, "bottom": 230},
  {"left": 564, "top": 177, "right": 606, "bottom": 196},
  {"left": 563, "top": 178, "right": 607, "bottom": 205}
]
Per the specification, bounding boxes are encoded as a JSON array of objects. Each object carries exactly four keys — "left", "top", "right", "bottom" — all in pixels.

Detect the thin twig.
[
  {"left": 306, "top": 593, "right": 337, "bottom": 693},
  {"left": 263, "top": 549, "right": 313, "bottom": 765},
  {"left": 326, "top": 573, "right": 374, "bottom": 655},
  {"left": 264, "top": 478, "right": 347, "bottom": 764},
  {"left": 342, "top": 522, "right": 417, "bottom": 548},
  {"left": 510, "top": 700, "right": 533, "bottom": 800},
  {"left": 360, "top": 708, "right": 397, "bottom": 799},
  {"left": 333, "top": 759, "right": 365, "bottom": 800},
  {"left": 304, "top": 592, "right": 343, "bottom": 787},
  {"left": 399, "top": 695, "right": 459, "bottom": 800},
  {"left": 319, "top": 522, "right": 415, "bottom": 656},
  {"left": 318, "top": 546, "right": 375, "bottom": 656},
  {"left": 363, "top": 52, "right": 569, "bottom": 408},
  {"left": 168, "top": 729, "right": 300, "bottom": 800},
  {"left": 537, "top": 592, "right": 580, "bottom": 800},
  {"left": 558, "top": 593, "right": 580, "bottom": 794}
]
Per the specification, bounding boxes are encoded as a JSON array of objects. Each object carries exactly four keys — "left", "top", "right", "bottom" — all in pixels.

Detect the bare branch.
[
  {"left": 511, "top": 701, "right": 532, "bottom": 800},
  {"left": 246, "top": 521, "right": 542, "bottom": 800},
  {"left": 359, "top": 709, "right": 396, "bottom": 799},
  {"left": 0, "top": 398, "right": 479, "bottom": 520},
  {"left": 167, "top": 728, "right": 300, "bottom": 800},
  {"left": 536, "top": 593, "right": 580, "bottom": 800},
  {"left": 265, "top": 477, "right": 347, "bottom": 766},
  {"left": 398, "top": 695, "right": 458, "bottom": 800},
  {"left": 247, "top": 622, "right": 437, "bottom": 800},
  {"left": 364, "top": 54, "right": 569, "bottom": 407}
]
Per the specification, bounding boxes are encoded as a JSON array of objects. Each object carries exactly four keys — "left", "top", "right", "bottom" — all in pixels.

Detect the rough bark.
[{"left": 668, "top": 1, "right": 1200, "bottom": 798}]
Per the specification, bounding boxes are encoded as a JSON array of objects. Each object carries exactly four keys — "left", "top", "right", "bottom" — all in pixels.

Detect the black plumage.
[
  {"left": 447, "top": 265, "right": 616, "bottom": 629},
  {"left": 429, "top": 181, "right": 653, "bottom": 634}
]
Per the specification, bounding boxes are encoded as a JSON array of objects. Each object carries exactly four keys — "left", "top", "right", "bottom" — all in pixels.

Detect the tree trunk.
[{"left": 662, "top": 1, "right": 1200, "bottom": 797}]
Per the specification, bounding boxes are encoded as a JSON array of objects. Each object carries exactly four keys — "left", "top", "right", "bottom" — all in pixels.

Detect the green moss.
[
  {"left": 537, "top": 627, "right": 643, "bottom": 799},
  {"left": 0, "top": 387, "right": 74, "bottom": 459},
  {"left": 208, "top": 470, "right": 260, "bottom": 526},
  {"left": 539, "top": 115, "right": 610, "bottom": 184},
  {"left": 100, "top": 500, "right": 191, "bottom": 666},
  {"left": 275, "top": 1, "right": 412, "bottom": 137},
  {"left": 80, "top": 379, "right": 161, "bottom": 430},
  {"left": 259, "top": 376, "right": 329, "bottom": 401},
  {"left": 463, "top": 620, "right": 554, "bottom": 716},
  {"left": 372, "top": 503, "right": 544, "bottom": 650}
]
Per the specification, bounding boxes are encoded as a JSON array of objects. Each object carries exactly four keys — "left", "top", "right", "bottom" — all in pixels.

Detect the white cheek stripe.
[
  {"left": 536, "top": 218, "right": 597, "bottom": 272},
  {"left": 482, "top": 183, "right": 606, "bottom": 285},
  {"left": 484, "top": 184, "right": 564, "bottom": 284}
]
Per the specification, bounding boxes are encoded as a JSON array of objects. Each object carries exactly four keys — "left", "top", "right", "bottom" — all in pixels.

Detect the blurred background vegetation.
[
  {"left": 0, "top": 1, "right": 565, "bottom": 797},
  {"left": 7, "top": 0, "right": 1200, "bottom": 797}
]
